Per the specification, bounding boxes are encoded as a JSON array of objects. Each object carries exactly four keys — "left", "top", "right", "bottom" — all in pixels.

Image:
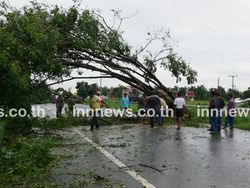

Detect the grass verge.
[{"left": 0, "top": 135, "right": 57, "bottom": 187}]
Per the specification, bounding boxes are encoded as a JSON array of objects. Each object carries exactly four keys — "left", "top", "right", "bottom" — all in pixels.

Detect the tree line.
[{"left": 50, "top": 81, "right": 250, "bottom": 102}]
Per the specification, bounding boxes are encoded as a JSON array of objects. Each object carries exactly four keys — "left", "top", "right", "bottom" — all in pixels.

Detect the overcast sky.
[{"left": 8, "top": 0, "right": 250, "bottom": 91}]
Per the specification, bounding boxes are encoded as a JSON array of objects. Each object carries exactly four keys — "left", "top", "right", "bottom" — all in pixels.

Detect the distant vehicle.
[{"left": 235, "top": 98, "right": 250, "bottom": 104}]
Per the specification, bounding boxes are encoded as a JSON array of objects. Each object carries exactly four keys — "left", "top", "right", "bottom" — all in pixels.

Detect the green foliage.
[
  {"left": 110, "top": 85, "right": 127, "bottom": 98},
  {"left": 1, "top": 1, "right": 197, "bottom": 102},
  {"left": 239, "top": 103, "right": 250, "bottom": 108},
  {"left": 173, "top": 85, "right": 209, "bottom": 100},
  {"left": 190, "top": 85, "right": 209, "bottom": 100},
  {"left": 178, "top": 105, "right": 250, "bottom": 131},
  {"left": 243, "top": 88, "right": 250, "bottom": 99},
  {"left": 53, "top": 87, "right": 73, "bottom": 99},
  {"left": 186, "top": 100, "right": 208, "bottom": 106},
  {"left": 217, "top": 86, "right": 227, "bottom": 98},
  {"left": 186, "top": 107, "right": 208, "bottom": 124},
  {"left": 227, "top": 89, "right": 242, "bottom": 98},
  {"left": 172, "top": 85, "right": 249, "bottom": 101},
  {"left": 0, "top": 121, "right": 5, "bottom": 145},
  {"left": 31, "top": 83, "right": 53, "bottom": 104},
  {"left": 172, "top": 86, "right": 187, "bottom": 96},
  {"left": 234, "top": 117, "right": 250, "bottom": 130},
  {"left": 161, "top": 53, "right": 197, "bottom": 84},
  {"left": 104, "top": 98, "right": 138, "bottom": 111},
  {"left": 0, "top": 2, "right": 69, "bottom": 109},
  {"left": 101, "top": 86, "right": 109, "bottom": 96},
  {"left": 0, "top": 136, "right": 55, "bottom": 187},
  {"left": 6, "top": 116, "right": 89, "bottom": 131},
  {"left": 76, "top": 81, "right": 98, "bottom": 99}
]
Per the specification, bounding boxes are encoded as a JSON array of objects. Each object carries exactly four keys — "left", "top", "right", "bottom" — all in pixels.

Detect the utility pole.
[
  {"left": 229, "top": 75, "right": 238, "bottom": 94},
  {"left": 217, "top": 77, "right": 220, "bottom": 94}
]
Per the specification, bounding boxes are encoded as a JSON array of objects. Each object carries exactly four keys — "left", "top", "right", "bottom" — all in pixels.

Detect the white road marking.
[{"left": 74, "top": 129, "right": 157, "bottom": 188}]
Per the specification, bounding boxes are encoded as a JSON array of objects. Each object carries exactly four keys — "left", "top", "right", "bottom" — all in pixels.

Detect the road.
[{"left": 46, "top": 124, "right": 250, "bottom": 188}]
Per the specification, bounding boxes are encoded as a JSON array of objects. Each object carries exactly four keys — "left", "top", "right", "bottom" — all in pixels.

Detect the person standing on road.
[
  {"left": 158, "top": 96, "right": 167, "bottom": 126},
  {"left": 67, "top": 93, "right": 75, "bottom": 115},
  {"left": 89, "top": 91, "right": 101, "bottom": 131},
  {"left": 208, "top": 91, "right": 221, "bottom": 134},
  {"left": 174, "top": 92, "right": 186, "bottom": 130},
  {"left": 224, "top": 94, "right": 236, "bottom": 130},
  {"left": 157, "top": 90, "right": 168, "bottom": 126},
  {"left": 146, "top": 93, "right": 161, "bottom": 128},
  {"left": 121, "top": 93, "right": 130, "bottom": 109},
  {"left": 56, "top": 94, "right": 64, "bottom": 118}
]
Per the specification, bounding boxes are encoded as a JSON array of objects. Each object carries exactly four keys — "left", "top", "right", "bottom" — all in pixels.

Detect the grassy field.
[
  {"left": 186, "top": 100, "right": 209, "bottom": 106},
  {"left": 185, "top": 101, "right": 250, "bottom": 130},
  {"left": 104, "top": 98, "right": 250, "bottom": 130},
  {"left": 104, "top": 98, "right": 138, "bottom": 112}
]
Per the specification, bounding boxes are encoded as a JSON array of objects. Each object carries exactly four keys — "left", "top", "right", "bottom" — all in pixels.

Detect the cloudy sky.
[{"left": 8, "top": 0, "right": 250, "bottom": 91}]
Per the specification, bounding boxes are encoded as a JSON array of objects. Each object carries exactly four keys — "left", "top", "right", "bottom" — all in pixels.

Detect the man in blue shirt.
[{"left": 121, "top": 93, "right": 130, "bottom": 109}]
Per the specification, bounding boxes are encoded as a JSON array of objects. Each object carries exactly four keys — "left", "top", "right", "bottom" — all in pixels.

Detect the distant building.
[{"left": 186, "top": 91, "right": 195, "bottom": 100}]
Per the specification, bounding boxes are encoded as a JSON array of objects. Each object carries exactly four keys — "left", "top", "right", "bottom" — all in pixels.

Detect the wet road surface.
[{"left": 48, "top": 125, "right": 250, "bottom": 188}]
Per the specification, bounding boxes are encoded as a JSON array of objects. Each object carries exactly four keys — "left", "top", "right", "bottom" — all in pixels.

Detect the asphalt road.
[{"left": 46, "top": 125, "right": 250, "bottom": 188}]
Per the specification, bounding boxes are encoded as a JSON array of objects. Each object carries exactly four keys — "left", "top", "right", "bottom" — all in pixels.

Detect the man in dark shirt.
[
  {"left": 224, "top": 94, "right": 236, "bottom": 129},
  {"left": 56, "top": 95, "right": 64, "bottom": 118},
  {"left": 208, "top": 91, "right": 220, "bottom": 134},
  {"left": 146, "top": 94, "right": 161, "bottom": 128}
]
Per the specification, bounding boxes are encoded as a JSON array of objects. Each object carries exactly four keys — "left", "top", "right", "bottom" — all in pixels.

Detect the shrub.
[{"left": 0, "top": 137, "right": 55, "bottom": 186}]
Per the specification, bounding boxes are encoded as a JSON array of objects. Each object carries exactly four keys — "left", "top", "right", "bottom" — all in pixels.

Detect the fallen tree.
[
  {"left": 0, "top": 1, "right": 197, "bottom": 106},
  {"left": 54, "top": 7, "right": 198, "bottom": 97}
]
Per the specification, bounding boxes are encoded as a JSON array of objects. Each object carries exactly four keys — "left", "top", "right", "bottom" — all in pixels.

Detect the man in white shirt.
[{"left": 174, "top": 92, "right": 186, "bottom": 130}]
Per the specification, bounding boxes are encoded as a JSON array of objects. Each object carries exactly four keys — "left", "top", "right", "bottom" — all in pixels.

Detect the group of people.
[
  {"left": 135, "top": 91, "right": 186, "bottom": 130},
  {"left": 208, "top": 91, "right": 235, "bottom": 134},
  {"left": 55, "top": 90, "right": 187, "bottom": 131},
  {"left": 55, "top": 89, "right": 236, "bottom": 134},
  {"left": 87, "top": 90, "right": 179, "bottom": 131}
]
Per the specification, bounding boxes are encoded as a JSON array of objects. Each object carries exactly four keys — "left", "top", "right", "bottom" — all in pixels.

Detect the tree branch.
[{"left": 47, "top": 76, "right": 112, "bottom": 86}]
